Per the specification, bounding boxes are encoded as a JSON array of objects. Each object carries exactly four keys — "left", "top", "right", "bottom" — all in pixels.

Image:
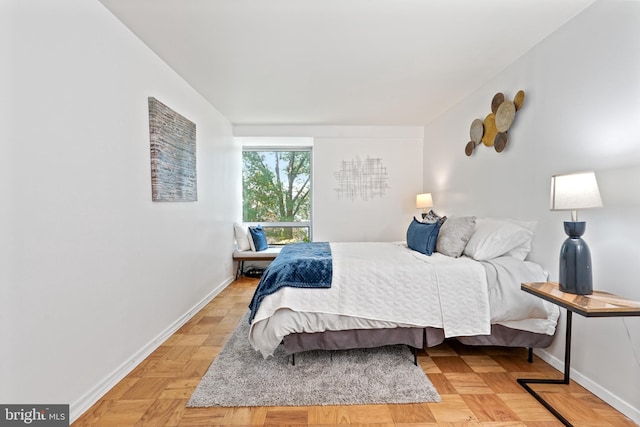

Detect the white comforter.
[{"left": 249, "top": 242, "right": 559, "bottom": 357}]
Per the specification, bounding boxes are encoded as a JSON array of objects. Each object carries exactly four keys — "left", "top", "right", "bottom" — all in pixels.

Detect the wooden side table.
[{"left": 519, "top": 282, "right": 640, "bottom": 427}]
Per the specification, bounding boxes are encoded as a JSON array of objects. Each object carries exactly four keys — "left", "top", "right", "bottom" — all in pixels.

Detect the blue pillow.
[
  {"left": 406, "top": 217, "right": 441, "bottom": 255},
  {"left": 249, "top": 225, "right": 269, "bottom": 251}
]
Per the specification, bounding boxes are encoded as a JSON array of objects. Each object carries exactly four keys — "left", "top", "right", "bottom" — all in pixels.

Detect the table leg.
[{"left": 517, "top": 310, "right": 573, "bottom": 426}]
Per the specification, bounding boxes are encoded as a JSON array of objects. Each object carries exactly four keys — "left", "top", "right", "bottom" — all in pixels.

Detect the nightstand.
[{"left": 519, "top": 282, "right": 640, "bottom": 427}]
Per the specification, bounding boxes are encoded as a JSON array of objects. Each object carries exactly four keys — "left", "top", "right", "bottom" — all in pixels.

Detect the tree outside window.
[{"left": 242, "top": 149, "right": 311, "bottom": 244}]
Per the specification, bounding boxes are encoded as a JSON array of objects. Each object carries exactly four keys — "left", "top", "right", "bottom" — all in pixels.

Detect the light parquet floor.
[{"left": 73, "top": 277, "right": 637, "bottom": 427}]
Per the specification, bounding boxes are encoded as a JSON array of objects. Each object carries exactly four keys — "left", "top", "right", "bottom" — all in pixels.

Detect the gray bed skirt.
[
  {"left": 283, "top": 324, "right": 554, "bottom": 355},
  {"left": 283, "top": 327, "right": 424, "bottom": 355}
]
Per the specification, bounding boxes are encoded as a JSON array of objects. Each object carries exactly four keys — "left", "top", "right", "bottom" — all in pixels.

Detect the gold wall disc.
[
  {"left": 481, "top": 113, "right": 497, "bottom": 146},
  {"left": 514, "top": 90, "right": 526, "bottom": 110}
]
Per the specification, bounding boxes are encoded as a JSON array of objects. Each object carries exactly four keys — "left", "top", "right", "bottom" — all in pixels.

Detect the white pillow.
[
  {"left": 248, "top": 228, "right": 256, "bottom": 251},
  {"left": 463, "top": 218, "right": 533, "bottom": 261},
  {"left": 505, "top": 219, "right": 537, "bottom": 260},
  {"left": 234, "top": 223, "right": 252, "bottom": 252}
]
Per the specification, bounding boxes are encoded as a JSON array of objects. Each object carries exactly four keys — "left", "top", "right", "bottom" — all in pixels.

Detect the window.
[{"left": 242, "top": 148, "right": 311, "bottom": 244}]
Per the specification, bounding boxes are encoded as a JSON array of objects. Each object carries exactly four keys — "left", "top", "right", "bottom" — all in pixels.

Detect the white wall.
[
  {"left": 0, "top": 0, "right": 240, "bottom": 421},
  {"left": 234, "top": 126, "right": 425, "bottom": 242},
  {"left": 313, "top": 137, "right": 423, "bottom": 242},
  {"left": 422, "top": 0, "right": 640, "bottom": 422}
]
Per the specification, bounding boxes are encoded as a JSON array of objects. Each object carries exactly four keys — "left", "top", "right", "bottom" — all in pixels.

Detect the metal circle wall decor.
[
  {"left": 514, "top": 90, "right": 526, "bottom": 111},
  {"left": 491, "top": 93, "right": 505, "bottom": 114},
  {"left": 465, "top": 141, "right": 475, "bottom": 156},
  {"left": 470, "top": 118, "right": 484, "bottom": 144},
  {"left": 495, "top": 101, "right": 516, "bottom": 132},
  {"left": 481, "top": 113, "right": 498, "bottom": 147},
  {"left": 465, "top": 90, "right": 525, "bottom": 156},
  {"left": 494, "top": 132, "right": 508, "bottom": 153}
]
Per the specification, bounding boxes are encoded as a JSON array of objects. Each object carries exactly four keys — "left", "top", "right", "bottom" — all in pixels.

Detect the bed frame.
[
  {"left": 284, "top": 326, "right": 424, "bottom": 365},
  {"left": 282, "top": 324, "right": 554, "bottom": 365}
]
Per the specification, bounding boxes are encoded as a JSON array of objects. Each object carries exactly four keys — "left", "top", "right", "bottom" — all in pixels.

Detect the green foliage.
[
  {"left": 242, "top": 150, "right": 311, "bottom": 243},
  {"left": 263, "top": 227, "right": 310, "bottom": 245}
]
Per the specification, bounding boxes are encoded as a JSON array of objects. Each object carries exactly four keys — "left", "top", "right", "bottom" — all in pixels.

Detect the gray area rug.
[{"left": 188, "top": 312, "right": 441, "bottom": 407}]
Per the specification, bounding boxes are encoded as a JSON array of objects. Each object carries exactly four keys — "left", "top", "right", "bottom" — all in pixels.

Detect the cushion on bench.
[{"left": 233, "top": 247, "right": 282, "bottom": 260}]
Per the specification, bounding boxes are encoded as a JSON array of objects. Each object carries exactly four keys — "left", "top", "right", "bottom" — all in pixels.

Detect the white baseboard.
[
  {"left": 534, "top": 348, "right": 640, "bottom": 425},
  {"left": 69, "top": 275, "right": 235, "bottom": 423}
]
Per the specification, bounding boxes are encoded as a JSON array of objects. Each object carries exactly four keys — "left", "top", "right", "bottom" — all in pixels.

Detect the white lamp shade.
[
  {"left": 550, "top": 171, "right": 603, "bottom": 211},
  {"left": 416, "top": 193, "right": 433, "bottom": 209}
]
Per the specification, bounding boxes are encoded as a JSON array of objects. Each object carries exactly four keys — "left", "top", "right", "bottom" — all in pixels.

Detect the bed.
[{"left": 247, "top": 217, "right": 560, "bottom": 360}]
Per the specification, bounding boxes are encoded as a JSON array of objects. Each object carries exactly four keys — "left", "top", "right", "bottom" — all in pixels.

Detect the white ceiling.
[{"left": 98, "top": 0, "right": 596, "bottom": 126}]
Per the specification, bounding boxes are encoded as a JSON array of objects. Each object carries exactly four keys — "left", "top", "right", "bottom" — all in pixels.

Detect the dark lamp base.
[{"left": 558, "top": 221, "right": 593, "bottom": 295}]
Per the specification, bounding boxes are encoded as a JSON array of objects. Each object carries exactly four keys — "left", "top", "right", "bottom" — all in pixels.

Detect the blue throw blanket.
[{"left": 248, "top": 242, "right": 332, "bottom": 323}]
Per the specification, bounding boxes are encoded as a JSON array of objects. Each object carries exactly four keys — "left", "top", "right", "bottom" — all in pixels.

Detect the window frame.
[{"left": 242, "top": 146, "right": 313, "bottom": 244}]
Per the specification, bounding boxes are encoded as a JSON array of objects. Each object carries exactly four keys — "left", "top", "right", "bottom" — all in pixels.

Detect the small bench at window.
[{"left": 233, "top": 247, "right": 282, "bottom": 279}]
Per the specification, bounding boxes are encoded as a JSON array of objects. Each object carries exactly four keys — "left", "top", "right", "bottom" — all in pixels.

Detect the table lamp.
[
  {"left": 550, "top": 171, "right": 603, "bottom": 295},
  {"left": 416, "top": 193, "right": 433, "bottom": 219}
]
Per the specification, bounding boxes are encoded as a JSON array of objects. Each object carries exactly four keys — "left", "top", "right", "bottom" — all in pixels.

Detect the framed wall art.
[{"left": 148, "top": 97, "right": 197, "bottom": 201}]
